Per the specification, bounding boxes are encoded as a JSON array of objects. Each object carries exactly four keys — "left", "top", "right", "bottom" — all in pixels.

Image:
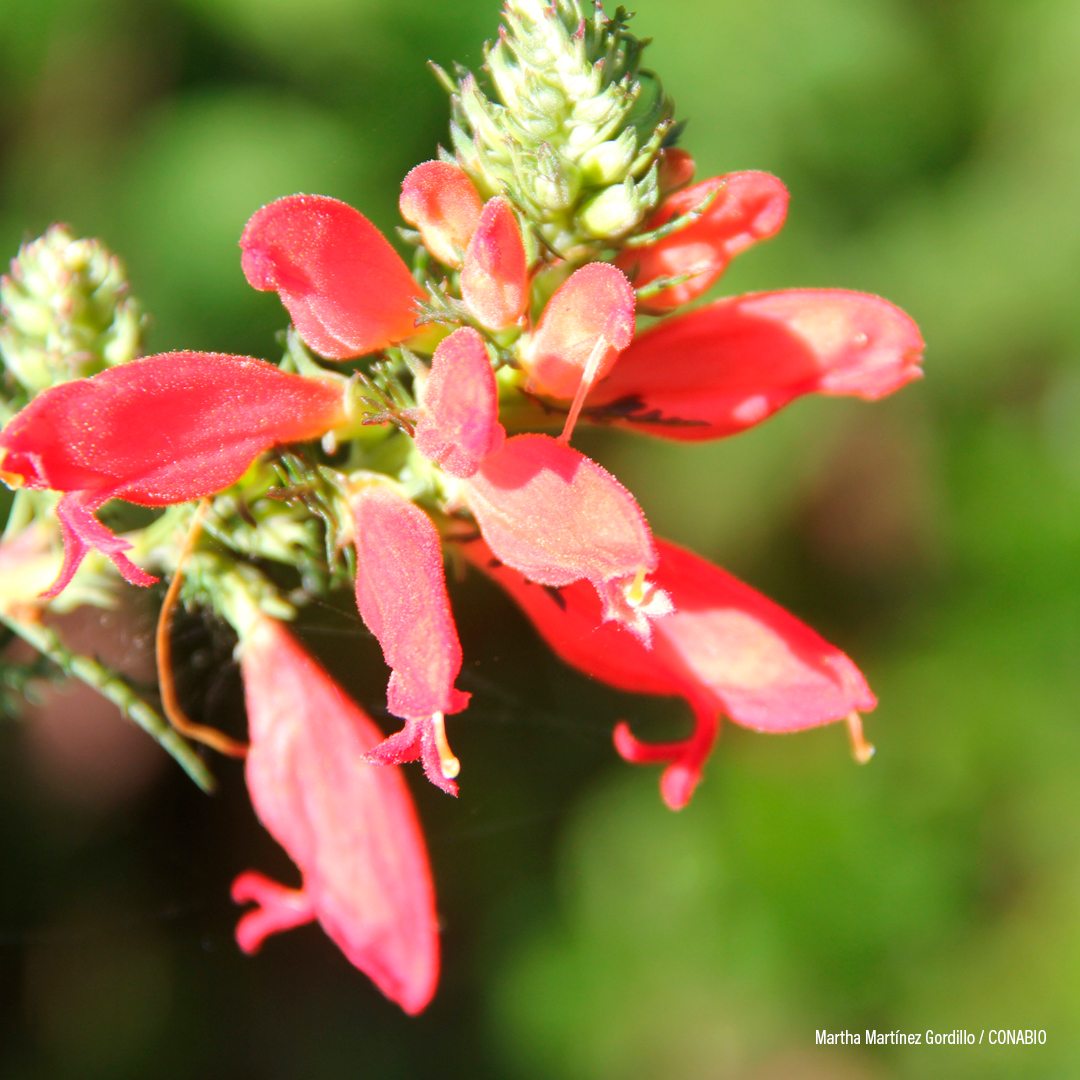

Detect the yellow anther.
[
  {"left": 846, "top": 711, "right": 875, "bottom": 764},
  {"left": 625, "top": 567, "right": 647, "bottom": 606},
  {"left": 431, "top": 712, "right": 461, "bottom": 779}
]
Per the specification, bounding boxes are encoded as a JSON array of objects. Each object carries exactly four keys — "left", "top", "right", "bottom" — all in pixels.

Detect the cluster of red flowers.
[{"left": 0, "top": 141, "right": 921, "bottom": 1011}]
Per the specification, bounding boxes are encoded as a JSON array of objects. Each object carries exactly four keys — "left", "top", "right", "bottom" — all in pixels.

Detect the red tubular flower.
[
  {"left": 461, "top": 536, "right": 875, "bottom": 810},
  {"left": 586, "top": 289, "right": 925, "bottom": 441},
  {"left": 0, "top": 352, "right": 345, "bottom": 597},
  {"left": 414, "top": 326, "right": 505, "bottom": 478},
  {"left": 521, "top": 262, "right": 636, "bottom": 402},
  {"left": 460, "top": 197, "right": 529, "bottom": 331},
  {"left": 351, "top": 484, "right": 469, "bottom": 795},
  {"left": 461, "top": 433, "right": 671, "bottom": 641},
  {"left": 233, "top": 614, "right": 439, "bottom": 1015},
  {"left": 399, "top": 160, "right": 484, "bottom": 269},
  {"left": 616, "top": 171, "right": 789, "bottom": 313},
  {"left": 240, "top": 194, "right": 423, "bottom": 359}
]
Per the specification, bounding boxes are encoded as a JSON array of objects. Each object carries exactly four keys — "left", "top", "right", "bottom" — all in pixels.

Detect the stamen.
[
  {"left": 559, "top": 333, "right": 610, "bottom": 443},
  {"left": 431, "top": 712, "right": 460, "bottom": 779},
  {"left": 845, "top": 711, "right": 875, "bottom": 764},
  {"left": 625, "top": 567, "right": 647, "bottom": 606}
]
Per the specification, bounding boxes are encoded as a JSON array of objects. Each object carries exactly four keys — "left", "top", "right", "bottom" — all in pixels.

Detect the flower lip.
[{"left": 240, "top": 193, "right": 423, "bottom": 360}]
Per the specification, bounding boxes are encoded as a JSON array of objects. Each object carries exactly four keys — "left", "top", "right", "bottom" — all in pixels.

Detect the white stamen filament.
[
  {"left": 845, "top": 711, "right": 875, "bottom": 764},
  {"left": 431, "top": 712, "right": 461, "bottom": 779}
]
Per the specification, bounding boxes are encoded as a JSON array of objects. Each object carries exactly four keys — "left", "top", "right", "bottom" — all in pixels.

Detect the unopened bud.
[
  {"left": 579, "top": 129, "right": 638, "bottom": 186},
  {"left": 0, "top": 225, "right": 143, "bottom": 397},
  {"left": 579, "top": 173, "right": 653, "bottom": 240}
]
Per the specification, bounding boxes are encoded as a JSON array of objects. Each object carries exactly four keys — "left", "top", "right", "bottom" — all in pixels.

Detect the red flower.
[
  {"left": 615, "top": 171, "right": 790, "bottom": 313},
  {"left": 586, "top": 289, "right": 925, "bottom": 440},
  {"left": 460, "top": 196, "right": 529, "bottom": 331},
  {"left": 462, "top": 536, "right": 875, "bottom": 810},
  {"left": 414, "top": 326, "right": 506, "bottom": 478},
  {"left": 461, "top": 434, "right": 671, "bottom": 642},
  {"left": 399, "top": 160, "right": 484, "bottom": 269},
  {"left": 233, "top": 614, "right": 439, "bottom": 1014},
  {"left": 351, "top": 484, "right": 470, "bottom": 795},
  {"left": 241, "top": 194, "right": 423, "bottom": 359},
  {"left": 0, "top": 352, "right": 345, "bottom": 597},
  {"left": 521, "top": 262, "right": 636, "bottom": 402}
]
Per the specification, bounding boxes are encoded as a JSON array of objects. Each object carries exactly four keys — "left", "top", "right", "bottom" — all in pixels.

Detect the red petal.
[
  {"left": 239, "top": 615, "right": 440, "bottom": 1014},
  {"left": 460, "top": 197, "right": 529, "bottom": 331},
  {"left": 231, "top": 872, "right": 317, "bottom": 954},
  {"left": 400, "top": 160, "right": 483, "bottom": 268},
  {"left": 240, "top": 194, "right": 422, "bottom": 359},
  {"left": 588, "top": 290, "right": 924, "bottom": 441},
  {"left": 44, "top": 492, "right": 158, "bottom": 598},
  {"left": 617, "top": 172, "right": 789, "bottom": 312},
  {"left": 522, "top": 263, "right": 636, "bottom": 400},
  {"left": 657, "top": 147, "right": 696, "bottom": 193},
  {"left": 0, "top": 352, "right": 344, "bottom": 595},
  {"left": 462, "top": 536, "right": 875, "bottom": 808},
  {"left": 351, "top": 484, "right": 469, "bottom": 723},
  {"left": 462, "top": 434, "right": 656, "bottom": 591},
  {"left": 414, "top": 326, "right": 505, "bottom": 478}
]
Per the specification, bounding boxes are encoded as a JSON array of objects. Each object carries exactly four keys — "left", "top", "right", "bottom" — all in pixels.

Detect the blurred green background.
[{"left": 1, "top": 0, "right": 1079, "bottom": 1076}]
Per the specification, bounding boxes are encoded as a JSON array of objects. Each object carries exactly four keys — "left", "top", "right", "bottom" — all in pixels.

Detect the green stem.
[{"left": 0, "top": 611, "right": 216, "bottom": 793}]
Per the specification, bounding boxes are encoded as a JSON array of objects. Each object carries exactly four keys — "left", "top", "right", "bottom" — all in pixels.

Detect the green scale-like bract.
[{"left": 442, "top": 0, "right": 675, "bottom": 260}]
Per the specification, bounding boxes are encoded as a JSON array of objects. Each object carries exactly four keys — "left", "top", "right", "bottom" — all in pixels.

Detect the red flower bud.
[
  {"left": 462, "top": 536, "right": 875, "bottom": 809},
  {"left": 521, "top": 262, "right": 636, "bottom": 401},
  {"left": 617, "top": 172, "right": 789, "bottom": 313},
  {"left": 414, "top": 326, "right": 505, "bottom": 478},
  {"left": 460, "top": 197, "right": 529, "bottom": 331},
  {"left": 462, "top": 434, "right": 669, "bottom": 641},
  {"left": 588, "top": 290, "right": 924, "bottom": 441},
  {"left": 241, "top": 194, "right": 423, "bottom": 359},
  {"left": 351, "top": 484, "right": 469, "bottom": 794},
  {"left": 0, "top": 352, "right": 345, "bottom": 597},
  {"left": 657, "top": 147, "right": 696, "bottom": 193},
  {"left": 234, "top": 615, "right": 439, "bottom": 1014},
  {"left": 400, "top": 160, "right": 484, "bottom": 269}
]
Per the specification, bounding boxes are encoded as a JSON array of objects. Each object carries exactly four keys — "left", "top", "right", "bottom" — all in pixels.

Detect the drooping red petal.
[
  {"left": 0, "top": 351, "right": 344, "bottom": 594},
  {"left": 47, "top": 492, "right": 157, "bottom": 598},
  {"left": 241, "top": 194, "right": 423, "bottom": 359},
  {"left": 237, "top": 615, "right": 440, "bottom": 1015},
  {"left": 587, "top": 290, "right": 924, "bottom": 441},
  {"left": 461, "top": 536, "right": 875, "bottom": 808},
  {"left": 460, "top": 197, "right": 529, "bottom": 331},
  {"left": 351, "top": 485, "right": 469, "bottom": 793},
  {"left": 414, "top": 326, "right": 505, "bottom": 478},
  {"left": 616, "top": 172, "right": 789, "bottom": 312},
  {"left": 461, "top": 434, "right": 668, "bottom": 639},
  {"left": 521, "top": 263, "right": 636, "bottom": 400},
  {"left": 400, "top": 160, "right": 484, "bottom": 268}
]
